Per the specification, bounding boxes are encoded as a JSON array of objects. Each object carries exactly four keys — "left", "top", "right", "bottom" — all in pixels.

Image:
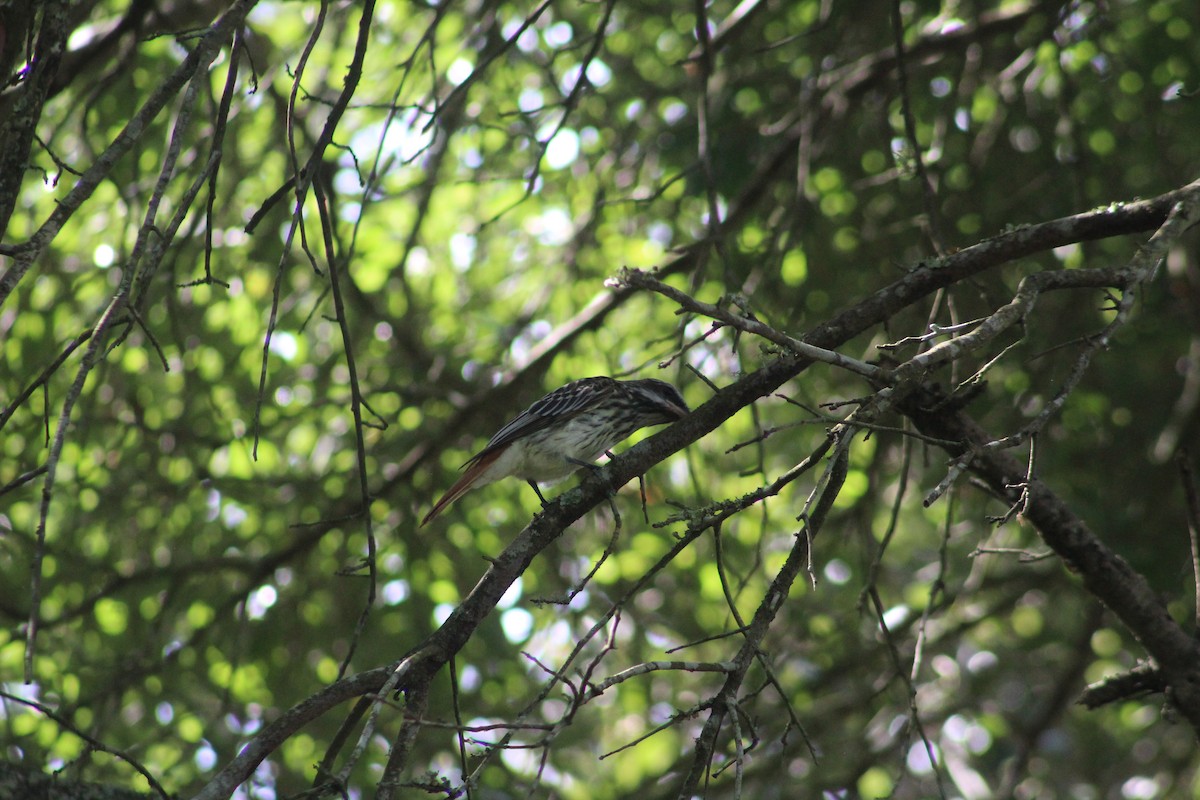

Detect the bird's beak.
[{"left": 664, "top": 400, "right": 689, "bottom": 420}]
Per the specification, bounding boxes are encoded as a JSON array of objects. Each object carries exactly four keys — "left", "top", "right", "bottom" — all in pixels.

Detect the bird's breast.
[{"left": 502, "top": 413, "right": 638, "bottom": 483}]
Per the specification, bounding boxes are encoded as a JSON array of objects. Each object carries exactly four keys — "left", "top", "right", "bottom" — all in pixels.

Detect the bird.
[{"left": 420, "top": 376, "right": 689, "bottom": 525}]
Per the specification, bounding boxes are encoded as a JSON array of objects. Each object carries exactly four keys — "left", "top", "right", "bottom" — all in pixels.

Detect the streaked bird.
[{"left": 420, "top": 376, "right": 689, "bottom": 525}]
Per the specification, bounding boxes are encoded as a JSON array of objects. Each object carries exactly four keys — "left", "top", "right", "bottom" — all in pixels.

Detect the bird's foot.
[{"left": 527, "top": 480, "right": 551, "bottom": 507}]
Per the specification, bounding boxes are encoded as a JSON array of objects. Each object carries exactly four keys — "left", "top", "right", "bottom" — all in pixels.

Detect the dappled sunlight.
[{"left": 3, "top": 0, "right": 1199, "bottom": 798}]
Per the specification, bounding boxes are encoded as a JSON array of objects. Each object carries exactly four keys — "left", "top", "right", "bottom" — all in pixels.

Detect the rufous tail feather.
[{"left": 420, "top": 450, "right": 501, "bottom": 526}]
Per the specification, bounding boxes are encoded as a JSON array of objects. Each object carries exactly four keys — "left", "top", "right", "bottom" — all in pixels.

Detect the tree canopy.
[{"left": 2, "top": 0, "right": 1200, "bottom": 798}]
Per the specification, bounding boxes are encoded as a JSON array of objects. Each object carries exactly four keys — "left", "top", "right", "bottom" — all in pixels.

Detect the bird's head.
[{"left": 625, "top": 378, "right": 690, "bottom": 425}]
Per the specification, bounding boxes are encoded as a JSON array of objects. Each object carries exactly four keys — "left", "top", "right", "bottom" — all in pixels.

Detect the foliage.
[{"left": 2, "top": 0, "right": 1200, "bottom": 798}]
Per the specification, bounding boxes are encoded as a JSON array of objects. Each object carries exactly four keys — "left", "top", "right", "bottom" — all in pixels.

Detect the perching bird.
[{"left": 420, "top": 376, "right": 689, "bottom": 525}]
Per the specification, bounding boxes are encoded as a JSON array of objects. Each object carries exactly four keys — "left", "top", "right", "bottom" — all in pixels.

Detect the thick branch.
[
  {"left": 188, "top": 666, "right": 394, "bottom": 800},
  {"left": 0, "top": 1, "right": 69, "bottom": 241},
  {"left": 902, "top": 389, "right": 1200, "bottom": 735}
]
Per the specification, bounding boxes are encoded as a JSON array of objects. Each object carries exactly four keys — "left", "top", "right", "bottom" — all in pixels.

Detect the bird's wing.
[{"left": 465, "top": 377, "right": 615, "bottom": 465}]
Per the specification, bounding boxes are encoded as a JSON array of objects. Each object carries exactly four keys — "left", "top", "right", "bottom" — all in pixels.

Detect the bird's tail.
[{"left": 420, "top": 450, "right": 500, "bottom": 526}]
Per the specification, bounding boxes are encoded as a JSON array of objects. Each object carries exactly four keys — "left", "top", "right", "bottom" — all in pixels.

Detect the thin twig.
[
  {"left": 890, "top": 0, "right": 946, "bottom": 254},
  {"left": 866, "top": 586, "right": 949, "bottom": 799},
  {"left": 0, "top": 690, "right": 170, "bottom": 800},
  {"left": 1177, "top": 449, "right": 1200, "bottom": 632}
]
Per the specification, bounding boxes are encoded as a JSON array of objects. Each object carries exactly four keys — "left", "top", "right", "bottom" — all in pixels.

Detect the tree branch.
[{"left": 187, "top": 177, "right": 1200, "bottom": 797}]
